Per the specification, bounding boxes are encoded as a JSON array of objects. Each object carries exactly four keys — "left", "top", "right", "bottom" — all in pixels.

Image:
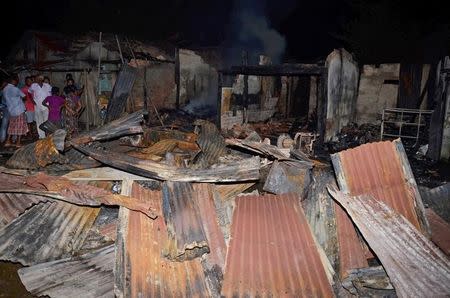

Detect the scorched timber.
[{"left": 73, "top": 144, "right": 261, "bottom": 182}]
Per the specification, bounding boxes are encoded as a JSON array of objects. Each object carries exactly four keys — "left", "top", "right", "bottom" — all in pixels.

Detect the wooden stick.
[
  {"left": 97, "top": 32, "right": 102, "bottom": 96},
  {"left": 115, "top": 35, "right": 125, "bottom": 64}
]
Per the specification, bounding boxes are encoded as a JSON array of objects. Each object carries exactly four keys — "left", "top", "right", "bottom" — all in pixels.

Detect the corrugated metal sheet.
[
  {"left": 192, "top": 183, "right": 227, "bottom": 296},
  {"left": 115, "top": 182, "right": 210, "bottom": 297},
  {"left": 221, "top": 193, "right": 334, "bottom": 297},
  {"left": 44, "top": 148, "right": 101, "bottom": 173},
  {"left": 18, "top": 244, "right": 114, "bottom": 298},
  {"left": 0, "top": 193, "right": 45, "bottom": 228},
  {"left": 162, "top": 182, "right": 209, "bottom": 261},
  {"left": 0, "top": 201, "right": 99, "bottom": 266},
  {"left": 420, "top": 183, "right": 450, "bottom": 223},
  {"left": 331, "top": 140, "right": 426, "bottom": 231},
  {"left": 334, "top": 201, "right": 369, "bottom": 278},
  {"left": 193, "top": 120, "right": 227, "bottom": 169},
  {"left": 329, "top": 189, "right": 450, "bottom": 298},
  {"left": 105, "top": 64, "right": 137, "bottom": 122},
  {"left": 74, "top": 143, "right": 261, "bottom": 182},
  {"left": 425, "top": 208, "right": 450, "bottom": 255}
]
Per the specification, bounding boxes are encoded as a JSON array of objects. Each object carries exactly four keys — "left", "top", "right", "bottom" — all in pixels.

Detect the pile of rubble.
[
  {"left": 0, "top": 110, "right": 449, "bottom": 297},
  {"left": 326, "top": 122, "right": 380, "bottom": 152}
]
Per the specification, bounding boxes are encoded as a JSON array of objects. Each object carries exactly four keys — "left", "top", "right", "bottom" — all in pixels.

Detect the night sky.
[{"left": 1, "top": 0, "right": 449, "bottom": 63}]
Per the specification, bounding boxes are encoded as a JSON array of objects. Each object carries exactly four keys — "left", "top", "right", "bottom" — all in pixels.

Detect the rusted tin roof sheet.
[
  {"left": 18, "top": 244, "right": 114, "bottom": 298},
  {"left": 0, "top": 201, "right": 99, "bottom": 266},
  {"left": 105, "top": 64, "right": 137, "bottom": 122},
  {"left": 425, "top": 208, "right": 450, "bottom": 255},
  {"left": 162, "top": 182, "right": 209, "bottom": 261},
  {"left": 221, "top": 193, "right": 334, "bottom": 297},
  {"left": 193, "top": 120, "right": 227, "bottom": 168},
  {"left": 0, "top": 193, "right": 44, "bottom": 228},
  {"left": 331, "top": 139, "right": 427, "bottom": 232},
  {"left": 329, "top": 189, "right": 450, "bottom": 297},
  {"left": 192, "top": 183, "right": 227, "bottom": 296},
  {"left": 114, "top": 183, "right": 210, "bottom": 297}
]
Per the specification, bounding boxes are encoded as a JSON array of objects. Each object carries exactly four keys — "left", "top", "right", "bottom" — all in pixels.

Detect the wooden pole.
[
  {"left": 84, "top": 69, "right": 90, "bottom": 131},
  {"left": 115, "top": 35, "right": 125, "bottom": 65},
  {"left": 97, "top": 32, "right": 102, "bottom": 96},
  {"left": 175, "top": 47, "right": 180, "bottom": 109}
]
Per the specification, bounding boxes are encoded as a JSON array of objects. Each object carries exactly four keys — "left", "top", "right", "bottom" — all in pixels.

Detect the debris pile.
[
  {"left": 0, "top": 110, "right": 449, "bottom": 297},
  {"left": 327, "top": 122, "right": 380, "bottom": 152}
]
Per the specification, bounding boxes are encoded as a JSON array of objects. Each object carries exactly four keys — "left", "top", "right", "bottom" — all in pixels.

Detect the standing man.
[
  {"left": 21, "top": 76, "right": 36, "bottom": 137},
  {"left": 0, "top": 80, "right": 9, "bottom": 143},
  {"left": 29, "top": 75, "right": 51, "bottom": 138},
  {"left": 3, "top": 76, "right": 28, "bottom": 147}
]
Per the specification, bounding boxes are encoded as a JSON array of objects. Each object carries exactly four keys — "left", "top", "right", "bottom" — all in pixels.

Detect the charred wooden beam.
[
  {"left": 73, "top": 143, "right": 261, "bottom": 182},
  {"left": 219, "top": 64, "right": 326, "bottom": 76},
  {"left": 70, "top": 110, "right": 145, "bottom": 146}
]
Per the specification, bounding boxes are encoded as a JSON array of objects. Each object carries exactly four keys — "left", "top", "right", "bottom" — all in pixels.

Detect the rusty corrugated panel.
[
  {"left": 425, "top": 208, "right": 450, "bottom": 255},
  {"left": 221, "top": 193, "right": 334, "bottom": 297},
  {"left": 162, "top": 182, "right": 209, "bottom": 261},
  {"left": 0, "top": 201, "right": 99, "bottom": 266},
  {"left": 79, "top": 207, "right": 118, "bottom": 254},
  {"left": 420, "top": 183, "right": 450, "bottom": 223},
  {"left": 105, "top": 64, "right": 137, "bottom": 122},
  {"left": 192, "top": 183, "right": 227, "bottom": 296},
  {"left": 193, "top": 120, "right": 227, "bottom": 168},
  {"left": 214, "top": 183, "right": 255, "bottom": 201},
  {"left": 226, "top": 138, "right": 290, "bottom": 160},
  {"left": 115, "top": 183, "right": 210, "bottom": 297},
  {"left": 18, "top": 244, "right": 114, "bottom": 298},
  {"left": 0, "top": 193, "right": 45, "bottom": 228},
  {"left": 331, "top": 140, "right": 426, "bottom": 231},
  {"left": 329, "top": 189, "right": 450, "bottom": 297},
  {"left": 74, "top": 143, "right": 261, "bottom": 182},
  {"left": 334, "top": 201, "right": 369, "bottom": 278},
  {"left": 44, "top": 148, "right": 101, "bottom": 173}
]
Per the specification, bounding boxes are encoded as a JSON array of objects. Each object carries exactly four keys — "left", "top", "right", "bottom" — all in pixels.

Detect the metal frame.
[{"left": 380, "top": 108, "right": 433, "bottom": 147}]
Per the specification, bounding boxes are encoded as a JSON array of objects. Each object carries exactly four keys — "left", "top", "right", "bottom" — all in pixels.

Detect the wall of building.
[
  {"left": 356, "top": 64, "right": 400, "bottom": 124},
  {"left": 325, "top": 49, "right": 359, "bottom": 141},
  {"left": 179, "top": 49, "right": 219, "bottom": 109}
]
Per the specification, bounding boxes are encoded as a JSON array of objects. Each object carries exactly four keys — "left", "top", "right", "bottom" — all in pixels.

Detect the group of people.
[{"left": 0, "top": 74, "right": 83, "bottom": 147}]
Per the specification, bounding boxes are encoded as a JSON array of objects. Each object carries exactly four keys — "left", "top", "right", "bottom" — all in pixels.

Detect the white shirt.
[
  {"left": 3, "top": 84, "right": 26, "bottom": 116},
  {"left": 29, "top": 82, "right": 51, "bottom": 110}
]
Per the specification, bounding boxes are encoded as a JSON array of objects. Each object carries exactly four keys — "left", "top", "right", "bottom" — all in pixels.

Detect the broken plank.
[
  {"left": 74, "top": 143, "right": 261, "bottom": 182},
  {"left": 63, "top": 167, "right": 153, "bottom": 181}
]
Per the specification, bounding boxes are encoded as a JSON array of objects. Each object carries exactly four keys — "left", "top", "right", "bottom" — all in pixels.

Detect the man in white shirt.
[{"left": 28, "top": 75, "right": 51, "bottom": 138}]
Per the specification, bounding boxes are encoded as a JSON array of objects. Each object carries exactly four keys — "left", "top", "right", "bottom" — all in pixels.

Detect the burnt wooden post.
[
  {"left": 217, "top": 72, "right": 223, "bottom": 129},
  {"left": 175, "top": 47, "right": 180, "bottom": 109},
  {"left": 317, "top": 69, "right": 328, "bottom": 145},
  {"left": 242, "top": 51, "right": 249, "bottom": 123}
]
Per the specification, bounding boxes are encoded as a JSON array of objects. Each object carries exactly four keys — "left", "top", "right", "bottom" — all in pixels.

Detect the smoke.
[{"left": 226, "top": 0, "right": 291, "bottom": 65}]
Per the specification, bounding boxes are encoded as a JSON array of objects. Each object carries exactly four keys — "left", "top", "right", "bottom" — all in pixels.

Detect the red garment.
[{"left": 21, "top": 86, "right": 35, "bottom": 112}]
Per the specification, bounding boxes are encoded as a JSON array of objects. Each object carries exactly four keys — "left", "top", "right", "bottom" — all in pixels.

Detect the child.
[{"left": 42, "top": 87, "right": 65, "bottom": 128}]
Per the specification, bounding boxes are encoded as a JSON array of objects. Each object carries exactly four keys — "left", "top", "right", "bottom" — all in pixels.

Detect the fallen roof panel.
[
  {"left": 221, "top": 193, "right": 334, "bottom": 297},
  {"left": 193, "top": 120, "right": 227, "bottom": 168},
  {"left": 0, "top": 201, "right": 99, "bottom": 266},
  {"left": 331, "top": 139, "right": 426, "bottom": 231},
  {"left": 420, "top": 182, "right": 450, "bottom": 223},
  {"left": 329, "top": 188, "right": 450, "bottom": 297},
  {"left": 162, "top": 181, "right": 209, "bottom": 261},
  {"left": 0, "top": 193, "right": 45, "bottom": 228},
  {"left": 114, "top": 182, "right": 211, "bottom": 297},
  {"left": 18, "top": 244, "right": 114, "bottom": 298}
]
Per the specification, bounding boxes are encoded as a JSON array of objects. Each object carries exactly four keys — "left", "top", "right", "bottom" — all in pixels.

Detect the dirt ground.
[{"left": 0, "top": 262, "right": 34, "bottom": 298}]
